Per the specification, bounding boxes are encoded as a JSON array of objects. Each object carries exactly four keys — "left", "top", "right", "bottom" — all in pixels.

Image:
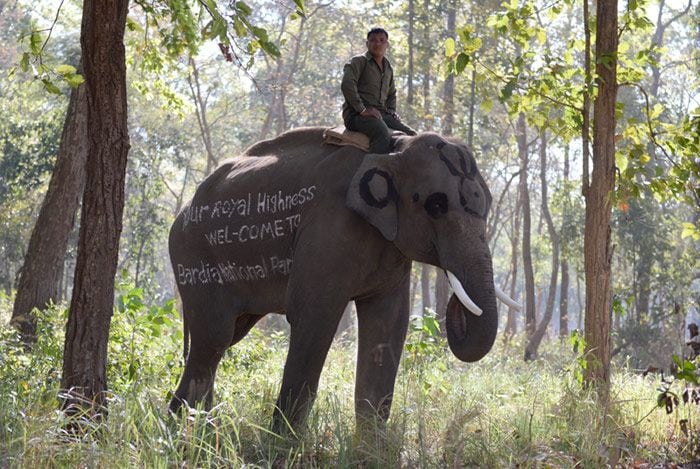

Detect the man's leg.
[
  {"left": 382, "top": 113, "right": 417, "bottom": 136},
  {"left": 349, "top": 115, "right": 392, "bottom": 153}
]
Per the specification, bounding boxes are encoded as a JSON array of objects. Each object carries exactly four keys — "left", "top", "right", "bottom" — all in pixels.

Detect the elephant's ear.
[{"left": 346, "top": 153, "right": 400, "bottom": 241}]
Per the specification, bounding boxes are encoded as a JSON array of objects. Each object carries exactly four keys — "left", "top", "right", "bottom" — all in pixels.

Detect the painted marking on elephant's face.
[
  {"left": 176, "top": 255, "right": 294, "bottom": 286},
  {"left": 435, "top": 145, "right": 486, "bottom": 219},
  {"left": 359, "top": 169, "right": 397, "bottom": 208}
]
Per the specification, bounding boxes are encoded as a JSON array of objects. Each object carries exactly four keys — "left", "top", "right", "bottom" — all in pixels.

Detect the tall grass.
[{"left": 1, "top": 289, "right": 698, "bottom": 467}]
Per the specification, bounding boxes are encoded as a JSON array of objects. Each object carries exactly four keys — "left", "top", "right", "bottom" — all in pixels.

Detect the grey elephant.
[{"left": 168, "top": 127, "right": 518, "bottom": 433}]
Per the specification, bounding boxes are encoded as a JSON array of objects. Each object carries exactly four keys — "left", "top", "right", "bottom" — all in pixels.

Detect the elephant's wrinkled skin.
[{"left": 168, "top": 127, "right": 498, "bottom": 432}]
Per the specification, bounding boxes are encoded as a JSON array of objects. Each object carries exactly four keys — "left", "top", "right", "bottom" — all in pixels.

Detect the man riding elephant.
[{"left": 341, "top": 27, "right": 417, "bottom": 153}]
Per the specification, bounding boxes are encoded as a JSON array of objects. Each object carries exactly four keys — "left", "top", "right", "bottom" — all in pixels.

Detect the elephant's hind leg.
[{"left": 169, "top": 289, "right": 241, "bottom": 413}]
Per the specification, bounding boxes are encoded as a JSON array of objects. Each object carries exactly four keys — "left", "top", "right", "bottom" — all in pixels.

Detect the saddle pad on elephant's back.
[{"left": 323, "top": 126, "right": 370, "bottom": 152}]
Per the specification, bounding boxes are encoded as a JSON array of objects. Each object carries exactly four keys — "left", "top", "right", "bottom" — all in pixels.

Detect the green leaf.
[
  {"left": 252, "top": 26, "right": 269, "bottom": 42},
  {"left": 681, "top": 222, "right": 700, "bottom": 240},
  {"left": 65, "top": 74, "right": 85, "bottom": 88},
  {"left": 455, "top": 52, "right": 470, "bottom": 74},
  {"left": 536, "top": 29, "right": 546, "bottom": 44},
  {"left": 19, "top": 53, "right": 29, "bottom": 72},
  {"left": 444, "top": 37, "right": 455, "bottom": 57},
  {"left": 55, "top": 64, "right": 77, "bottom": 76},
  {"left": 29, "top": 31, "right": 42, "bottom": 55},
  {"left": 293, "top": 0, "right": 306, "bottom": 16},
  {"left": 41, "top": 78, "right": 61, "bottom": 95},
  {"left": 235, "top": 1, "right": 252, "bottom": 16},
  {"left": 480, "top": 99, "right": 493, "bottom": 113},
  {"left": 233, "top": 17, "right": 247, "bottom": 37},
  {"left": 260, "top": 40, "right": 280, "bottom": 58}
]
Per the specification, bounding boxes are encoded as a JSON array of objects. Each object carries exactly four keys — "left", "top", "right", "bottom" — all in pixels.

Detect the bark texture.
[
  {"left": 11, "top": 77, "right": 87, "bottom": 344},
  {"left": 583, "top": 0, "right": 618, "bottom": 397},
  {"left": 61, "top": 0, "right": 130, "bottom": 415}
]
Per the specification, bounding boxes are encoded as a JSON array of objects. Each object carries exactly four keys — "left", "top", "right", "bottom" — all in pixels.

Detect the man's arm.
[
  {"left": 386, "top": 71, "right": 397, "bottom": 114},
  {"left": 341, "top": 56, "right": 367, "bottom": 115}
]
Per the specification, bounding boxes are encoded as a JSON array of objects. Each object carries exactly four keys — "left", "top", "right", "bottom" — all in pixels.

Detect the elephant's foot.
[{"left": 169, "top": 377, "right": 215, "bottom": 414}]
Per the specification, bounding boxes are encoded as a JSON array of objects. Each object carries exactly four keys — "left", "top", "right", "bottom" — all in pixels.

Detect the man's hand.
[{"left": 360, "top": 107, "right": 382, "bottom": 120}]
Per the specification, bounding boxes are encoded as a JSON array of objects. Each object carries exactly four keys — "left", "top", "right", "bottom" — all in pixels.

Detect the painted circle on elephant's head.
[{"left": 359, "top": 169, "right": 396, "bottom": 208}]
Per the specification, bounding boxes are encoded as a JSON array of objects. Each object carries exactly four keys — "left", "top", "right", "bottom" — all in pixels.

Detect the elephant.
[{"left": 167, "top": 127, "right": 519, "bottom": 434}]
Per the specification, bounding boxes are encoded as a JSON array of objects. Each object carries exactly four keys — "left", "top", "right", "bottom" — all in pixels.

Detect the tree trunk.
[
  {"left": 420, "top": 263, "right": 432, "bottom": 316},
  {"left": 407, "top": 0, "right": 415, "bottom": 108},
  {"left": 524, "top": 130, "right": 560, "bottom": 360},
  {"left": 335, "top": 302, "right": 355, "bottom": 338},
  {"left": 11, "top": 72, "right": 88, "bottom": 344},
  {"left": 559, "top": 145, "right": 570, "bottom": 339},
  {"left": 409, "top": 263, "right": 418, "bottom": 315},
  {"left": 516, "top": 113, "right": 536, "bottom": 336},
  {"left": 187, "top": 57, "right": 217, "bottom": 174},
  {"left": 435, "top": 273, "right": 449, "bottom": 336},
  {"left": 442, "top": 0, "right": 456, "bottom": 135},
  {"left": 583, "top": 0, "right": 618, "bottom": 398},
  {"left": 422, "top": 0, "right": 432, "bottom": 130},
  {"left": 560, "top": 259, "right": 570, "bottom": 339},
  {"left": 60, "top": 0, "right": 130, "bottom": 417},
  {"left": 467, "top": 69, "right": 476, "bottom": 148},
  {"left": 503, "top": 181, "right": 521, "bottom": 341}
]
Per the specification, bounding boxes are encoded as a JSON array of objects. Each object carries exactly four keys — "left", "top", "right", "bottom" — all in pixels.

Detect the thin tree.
[
  {"left": 583, "top": 0, "right": 619, "bottom": 397},
  {"left": 559, "top": 144, "right": 570, "bottom": 339},
  {"left": 187, "top": 57, "right": 218, "bottom": 174},
  {"left": 524, "top": 130, "right": 560, "bottom": 360},
  {"left": 60, "top": 0, "right": 130, "bottom": 415},
  {"left": 516, "top": 113, "right": 536, "bottom": 336},
  {"left": 11, "top": 75, "right": 87, "bottom": 344},
  {"left": 435, "top": 0, "right": 457, "bottom": 329}
]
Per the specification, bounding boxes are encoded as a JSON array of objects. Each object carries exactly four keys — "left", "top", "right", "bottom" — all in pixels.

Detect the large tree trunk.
[
  {"left": 60, "top": 0, "right": 130, "bottom": 416},
  {"left": 11, "top": 75, "right": 88, "bottom": 344},
  {"left": 516, "top": 113, "right": 536, "bottom": 336},
  {"left": 524, "top": 130, "right": 560, "bottom": 360},
  {"left": 583, "top": 0, "right": 618, "bottom": 397}
]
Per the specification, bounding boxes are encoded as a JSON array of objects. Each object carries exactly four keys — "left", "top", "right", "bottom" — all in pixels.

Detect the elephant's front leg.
[
  {"left": 272, "top": 285, "right": 348, "bottom": 436},
  {"left": 354, "top": 273, "right": 410, "bottom": 429}
]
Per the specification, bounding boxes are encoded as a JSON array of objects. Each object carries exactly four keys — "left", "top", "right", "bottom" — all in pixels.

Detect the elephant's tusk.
[
  {"left": 445, "top": 270, "right": 483, "bottom": 316},
  {"left": 495, "top": 285, "right": 522, "bottom": 311}
]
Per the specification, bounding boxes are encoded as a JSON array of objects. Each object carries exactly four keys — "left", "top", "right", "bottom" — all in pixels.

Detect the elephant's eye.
[{"left": 424, "top": 192, "right": 448, "bottom": 219}]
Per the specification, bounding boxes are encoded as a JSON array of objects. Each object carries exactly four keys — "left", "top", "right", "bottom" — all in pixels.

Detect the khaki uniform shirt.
[{"left": 341, "top": 51, "right": 397, "bottom": 124}]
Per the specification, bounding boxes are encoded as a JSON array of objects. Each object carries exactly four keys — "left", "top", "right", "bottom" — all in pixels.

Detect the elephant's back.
[{"left": 242, "top": 127, "right": 328, "bottom": 158}]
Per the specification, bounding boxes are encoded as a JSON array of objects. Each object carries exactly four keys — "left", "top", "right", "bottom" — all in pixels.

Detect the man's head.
[{"left": 366, "top": 27, "right": 389, "bottom": 60}]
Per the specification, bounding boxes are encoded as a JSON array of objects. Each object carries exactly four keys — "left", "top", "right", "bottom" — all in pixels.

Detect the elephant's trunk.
[{"left": 444, "top": 269, "right": 498, "bottom": 363}]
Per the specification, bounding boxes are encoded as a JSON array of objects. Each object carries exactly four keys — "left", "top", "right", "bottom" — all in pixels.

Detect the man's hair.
[{"left": 367, "top": 28, "right": 388, "bottom": 40}]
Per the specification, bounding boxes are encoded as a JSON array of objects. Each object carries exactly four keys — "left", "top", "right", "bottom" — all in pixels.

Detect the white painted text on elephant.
[
  {"left": 176, "top": 256, "right": 294, "bottom": 286},
  {"left": 182, "top": 185, "right": 316, "bottom": 230},
  {"left": 257, "top": 186, "right": 316, "bottom": 214},
  {"left": 204, "top": 214, "right": 301, "bottom": 246}
]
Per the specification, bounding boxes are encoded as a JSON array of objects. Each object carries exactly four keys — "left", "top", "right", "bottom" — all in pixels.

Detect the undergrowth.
[{"left": 1, "top": 288, "right": 699, "bottom": 467}]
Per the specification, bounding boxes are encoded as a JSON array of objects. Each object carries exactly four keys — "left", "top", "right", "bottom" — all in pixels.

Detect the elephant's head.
[{"left": 347, "top": 133, "right": 518, "bottom": 362}]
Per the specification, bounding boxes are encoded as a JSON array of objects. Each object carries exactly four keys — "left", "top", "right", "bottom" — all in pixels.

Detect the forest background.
[{"left": 0, "top": 0, "right": 699, "bottom": 465}]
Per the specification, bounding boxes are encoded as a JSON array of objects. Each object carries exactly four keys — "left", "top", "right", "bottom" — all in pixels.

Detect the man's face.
[{"left": 366, "top": 32, "right": 389, "bottom": 58}]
